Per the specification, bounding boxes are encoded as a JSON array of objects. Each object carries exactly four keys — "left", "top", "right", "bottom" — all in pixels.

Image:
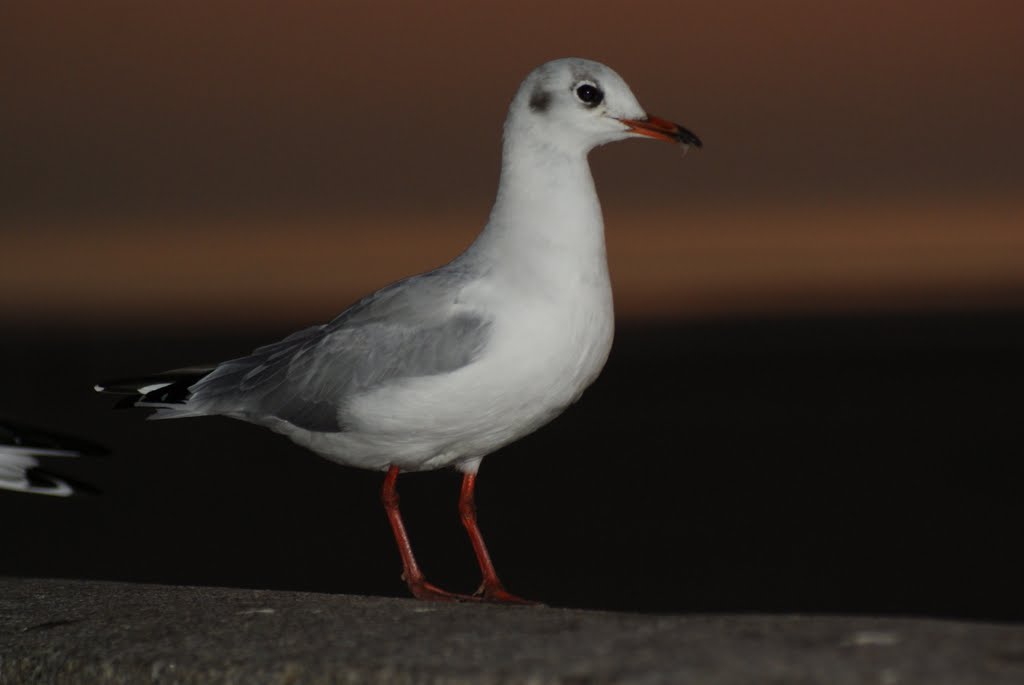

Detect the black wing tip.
[
  {"left": 95, "top": 367, "right": 213, "bottom": 407},
  {"left": 30, "top": 469, "right": 103, "bottom": 496},
  {"left": 95, "top": 366, "right": 213, "bottom": 394}
]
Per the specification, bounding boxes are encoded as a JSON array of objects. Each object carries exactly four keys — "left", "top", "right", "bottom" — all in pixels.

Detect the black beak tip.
[{"left": 677, "top": 127, "right": 703, "bottom": 148}]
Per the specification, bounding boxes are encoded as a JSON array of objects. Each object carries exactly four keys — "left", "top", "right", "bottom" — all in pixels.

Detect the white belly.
[{"left": 297, "top": 278, "right": 614, "bottom": 472}]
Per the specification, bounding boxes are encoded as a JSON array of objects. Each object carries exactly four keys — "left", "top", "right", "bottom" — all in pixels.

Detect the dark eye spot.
[
  {"left": 529, "top": 89, "right": 551, "bottom": 113},
  {"left": 574, "top": 83, "right": 603, "bottom": 107}
]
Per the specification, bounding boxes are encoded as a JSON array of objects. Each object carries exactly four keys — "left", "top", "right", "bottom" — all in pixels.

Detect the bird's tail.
[{"left": 94, "top": 367, "right": 214, "bottom": 418}]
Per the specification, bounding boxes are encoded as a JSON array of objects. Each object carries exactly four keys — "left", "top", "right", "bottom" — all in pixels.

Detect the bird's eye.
[{"left": 574, "top": 82, "right": 603, "bottom": 107}]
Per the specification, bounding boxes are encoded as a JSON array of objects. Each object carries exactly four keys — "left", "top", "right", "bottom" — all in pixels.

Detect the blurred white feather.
[{"left": 0, "top": 422, "right": 104, "bottom": 497}]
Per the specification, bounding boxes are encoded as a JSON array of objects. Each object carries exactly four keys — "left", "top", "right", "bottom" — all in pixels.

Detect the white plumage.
[{"left": 98, "top": 58, "right": 701, "bottom": 602}]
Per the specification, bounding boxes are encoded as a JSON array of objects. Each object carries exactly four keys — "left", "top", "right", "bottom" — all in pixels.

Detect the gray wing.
[{"left": 188, "top": 271, "right": 491, "bottom": 432}]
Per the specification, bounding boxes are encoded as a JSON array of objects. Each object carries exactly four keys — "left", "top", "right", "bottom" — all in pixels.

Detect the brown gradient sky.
[{"left": 3, "top": 1, "right": 1023, "bottom": 323}]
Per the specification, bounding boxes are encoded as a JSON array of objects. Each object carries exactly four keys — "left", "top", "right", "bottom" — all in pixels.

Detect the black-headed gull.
[{"left": 97, "top": 57, "right": 701, "bottom": 603}]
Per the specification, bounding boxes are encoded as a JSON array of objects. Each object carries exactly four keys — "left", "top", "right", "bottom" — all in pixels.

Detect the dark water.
[{"left": 2, "top": 312, "right": 1022, "bottom": 619}]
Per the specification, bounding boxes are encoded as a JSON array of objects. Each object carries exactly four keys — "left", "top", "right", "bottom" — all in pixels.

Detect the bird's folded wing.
[{"left": 189, "top": 272, "right": 492, "bottom": 432}]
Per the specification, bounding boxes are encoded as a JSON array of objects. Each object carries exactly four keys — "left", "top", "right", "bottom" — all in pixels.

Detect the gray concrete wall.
[{"left": 2, "top": 577, "right": 1023, "bottom": 684}]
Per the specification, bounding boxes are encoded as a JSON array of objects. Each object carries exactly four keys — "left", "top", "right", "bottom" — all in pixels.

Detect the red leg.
[
  {"left": 381, "top": 466, "right": 476, "bottom": 602},
  {"left": 459, "top": 471, "right": 538, "bottom": 604}
]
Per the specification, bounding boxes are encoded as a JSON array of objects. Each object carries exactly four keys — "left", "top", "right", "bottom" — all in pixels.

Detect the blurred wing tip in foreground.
[
  {"left": 0, "top": 460, "right": 77, "bottom": 497},
  {"left": 0, "top": 421, "right": 107, "bottom": 497}
]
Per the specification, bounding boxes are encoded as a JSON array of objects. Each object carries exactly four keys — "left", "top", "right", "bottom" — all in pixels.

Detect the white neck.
[{"left": 467, "top": 134, "right": 609, "bottom": 286}]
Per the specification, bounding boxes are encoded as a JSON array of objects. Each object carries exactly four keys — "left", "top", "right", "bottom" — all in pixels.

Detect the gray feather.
[{"left": 187, "top": 270, "right": 492, "bottom": 432}]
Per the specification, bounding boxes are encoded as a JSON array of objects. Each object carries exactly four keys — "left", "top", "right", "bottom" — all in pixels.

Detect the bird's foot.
[
  {"left": 406, "top": 578, "right": 481, "bottom": 602},
  {"left": 475, "top": 581, "right": 543, "bottom": 606}
]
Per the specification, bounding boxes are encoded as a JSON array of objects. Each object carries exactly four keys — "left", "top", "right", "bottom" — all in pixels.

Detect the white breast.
[{"left": 318, "top": 262, "right": 614, "bottom": 472}]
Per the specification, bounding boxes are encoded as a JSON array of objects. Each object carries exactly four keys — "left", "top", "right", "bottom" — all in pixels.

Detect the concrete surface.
[{"left": 1, "top": 577, "right": 1023, "bottom": 684}]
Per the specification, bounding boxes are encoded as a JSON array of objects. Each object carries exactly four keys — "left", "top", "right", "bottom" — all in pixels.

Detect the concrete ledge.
[{"left": 2, "top": 577, "right": 1023, "bottom": 684}]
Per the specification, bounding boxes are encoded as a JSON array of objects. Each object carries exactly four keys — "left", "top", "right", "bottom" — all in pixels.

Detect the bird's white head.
[{"left": 504, "top": 57, "right": 702, "bottom": 156}]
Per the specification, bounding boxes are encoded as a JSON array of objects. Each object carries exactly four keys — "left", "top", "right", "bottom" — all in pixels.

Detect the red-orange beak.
[{"left": 619, "top": 114, "right": 702, "bottom": 147}]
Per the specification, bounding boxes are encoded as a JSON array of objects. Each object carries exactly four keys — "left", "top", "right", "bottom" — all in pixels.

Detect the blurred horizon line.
[{"left": 6, "top": 193, "right": 1024, "bottom": 326}]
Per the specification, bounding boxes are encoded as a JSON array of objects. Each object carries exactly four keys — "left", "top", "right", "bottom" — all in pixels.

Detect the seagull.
[
  {"left": 96, "top": 57, "right": 701, "bottom": 603},
  {"left": 0, "top": 420, "right": 104, "bottom": 497}
]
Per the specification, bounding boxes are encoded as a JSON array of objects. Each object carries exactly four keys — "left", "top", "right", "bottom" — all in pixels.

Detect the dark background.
[
  {"left": 3, "top": 313, "right": 1022, "bottom": 619},
  {"left": 2, "top": 1, "right": 1023, "bottom": 621}
]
